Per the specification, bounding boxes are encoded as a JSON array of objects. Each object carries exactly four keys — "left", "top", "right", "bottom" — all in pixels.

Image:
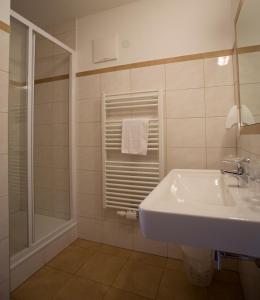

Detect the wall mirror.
[{"left": 236, "top": 0, "right": 260, "bottom": 130}]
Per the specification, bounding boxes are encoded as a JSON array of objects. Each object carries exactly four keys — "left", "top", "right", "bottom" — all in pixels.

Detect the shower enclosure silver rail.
[{"left": 10, "top": 10, "right": 76, "bottom": 267}]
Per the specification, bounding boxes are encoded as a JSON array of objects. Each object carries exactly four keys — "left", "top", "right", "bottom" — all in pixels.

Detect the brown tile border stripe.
[
  {"left": 23, "top": 48, "right": 235, "bottom": 83},
  {"left": 10, "top": 80, "right": 26, "bottom": 87},
  {"left": 237, "top": 45, "right": 260, "bottom": 54},
  {"left": 76, "top": 49, "right": 234, "bottom": 77},
  {"left": 35, "top": 74, "right": 69, "bottom": 84},
  {"left": 9, "top": 75, "right": 69, "bottom": 86},
  {"left": 240, "top": 124, "right": 260, "bottom": 135},
  {"left": 0, "top": 20, "right": 10, "bottom": 33}
]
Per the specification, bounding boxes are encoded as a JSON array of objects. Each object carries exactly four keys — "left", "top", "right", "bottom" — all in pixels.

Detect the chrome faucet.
[{"left": 221, "top": 157, "right": 251, "bottom": 183}]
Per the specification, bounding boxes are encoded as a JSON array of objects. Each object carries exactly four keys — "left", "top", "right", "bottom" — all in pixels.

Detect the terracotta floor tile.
[
  {"left": 156, "top": 268, "right": 208, "bottom": 300},
  {"left": 54, "top": 276, "right": 108, "bottom": 300},
  {"left": 47, "top": 245, "right": 96, "bottom": 274},
  {"left": 130, "top": 251, "right": 167, "bottom": 268},
  {"left": 77, "top": 252, "right": 127, "bottom": 285},
  {"left": 113, "top": 260, "right": 164, "bottom": 299},
  {"left": 12, "top": 266, "right": 72, "bottom": 300},
  {"left": 10, "top": 241, "right": 245, "bottom": 300},
  {"left": 207, "top": 280, "right": 244, "bottom": 300},
  {"left": 100, "top": 244, "right": 133, "bottom": 259},
  {"left": 104, "top": 287, "right": 150, "bottom": 300},
  {"left": 71, "top": 239, "right": 102, "bottom": 251}
]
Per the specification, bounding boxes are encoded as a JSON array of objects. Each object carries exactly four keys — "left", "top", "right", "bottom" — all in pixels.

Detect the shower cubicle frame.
[{"left": 10, "top": 10, "right": 77, "bottom": 269}]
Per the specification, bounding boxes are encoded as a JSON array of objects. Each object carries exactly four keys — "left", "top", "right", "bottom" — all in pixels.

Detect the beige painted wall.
[
  {"left": 44, "top": 20, "right": 76, "bottom": 50},
  {"left": 0, "top": 0, "right": 10, "bottom": 24},
  {"left": 77, "top": 0, "right": 237, "bottom": 72},
  {"left": 0, "top": 1, "right": 10, "bottom": 299}
]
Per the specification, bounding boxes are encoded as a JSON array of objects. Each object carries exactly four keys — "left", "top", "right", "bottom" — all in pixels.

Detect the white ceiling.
[{"left": 11, "top": 0, "right": 139, "bottom": 28}]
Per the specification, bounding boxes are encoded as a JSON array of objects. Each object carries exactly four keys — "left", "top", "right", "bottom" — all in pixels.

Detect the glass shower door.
[
  {"left": 9, "top": 13, "right": 73, "bottom": 257},
  {"left": 33, "top": 32, "right": 71, "bottom": 241},
  {"left": 9, "top": 17, "right": 29, "bottom": 255}
]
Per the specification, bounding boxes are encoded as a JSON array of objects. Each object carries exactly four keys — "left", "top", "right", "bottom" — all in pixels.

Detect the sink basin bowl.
[{"left": 139, "top": 169, "right": 260, "bottom": 257}]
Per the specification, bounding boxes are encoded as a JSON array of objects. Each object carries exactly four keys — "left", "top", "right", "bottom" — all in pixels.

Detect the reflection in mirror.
[{"left": 236, "top": 0, "right": 260, "bottom": 126}]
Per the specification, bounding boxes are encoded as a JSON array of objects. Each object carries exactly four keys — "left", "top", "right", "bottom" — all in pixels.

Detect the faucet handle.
[
  {"left": 239, "top": 157, "right": 250, "bottom": 164},
  {"left": 221, "top": 157, "right": 250, "bottom": 175},
  {"left": 221, "top": 159, "right": 242, "bottom": 175},
  {"left": 223, "top": 157, "right": 250, "bottom": 164}
]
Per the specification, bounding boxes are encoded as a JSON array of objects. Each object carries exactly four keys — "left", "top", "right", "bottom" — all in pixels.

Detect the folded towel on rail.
[{"left": 121, "top": 119, "right": 149, "bottom": 155}]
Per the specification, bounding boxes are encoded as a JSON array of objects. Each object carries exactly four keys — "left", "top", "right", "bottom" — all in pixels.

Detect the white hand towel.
[
  {"left": 121, "top": 119, "right": 149, "bottom": 155},
  {"left": 225, "top": 105, "right": 255, "bottom": 129},
  {"left": 225, "top": 105, "right": 238, "bottom": 129},
  {"left": 241, "top": 104, "right": 255, "bottom": 125}
]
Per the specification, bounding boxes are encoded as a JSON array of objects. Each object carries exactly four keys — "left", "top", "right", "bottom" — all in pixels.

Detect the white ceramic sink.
[{"left": 139, "top": 169, "right": 260, "bottom": 257}]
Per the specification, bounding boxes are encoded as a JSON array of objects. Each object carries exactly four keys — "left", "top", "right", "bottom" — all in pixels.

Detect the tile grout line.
[
  {"left": 154, "top": 262, "right": 167, "bottom": 300},
  {"left": 100, "top": 250, "right": 132, "bottom": 299},
  {"left": 202, "top": 58, "right": 208, "bottom": 169}
]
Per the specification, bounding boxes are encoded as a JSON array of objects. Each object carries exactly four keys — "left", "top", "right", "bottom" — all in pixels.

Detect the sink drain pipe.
[{"left": 214, "top": 250, "right": 260, "bottom": 270}]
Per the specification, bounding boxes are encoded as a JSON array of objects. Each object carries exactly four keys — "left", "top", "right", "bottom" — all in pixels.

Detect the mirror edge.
[{"left": 235, "top": 0, "right": 260, "bottom": 133}]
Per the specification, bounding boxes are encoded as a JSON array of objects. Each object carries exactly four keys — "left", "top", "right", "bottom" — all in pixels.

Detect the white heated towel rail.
[{"left": 102, "top": 90, "right": 164, "bottom": 214}]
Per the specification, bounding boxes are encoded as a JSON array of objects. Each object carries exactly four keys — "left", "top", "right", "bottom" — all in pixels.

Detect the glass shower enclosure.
[{"left": 9, "top": 11, "right": 75, "bottom": 259}]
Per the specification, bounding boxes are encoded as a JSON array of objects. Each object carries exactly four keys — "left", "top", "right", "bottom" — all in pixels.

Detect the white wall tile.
[
  {"left": 76, "top": 147, "right": 102, "bottom": 171},
  {"left": 133, "top": 225, "right": 167, "bottom": 256},
  {"left": 204, "top": 56, "right": 233, "bottom": 87},
  {"left": 76, "top": 123, "right": 101, "bottom": 146},
  {"left": 0, "top": 71, "right": 8, "bottom": 112},
  {"left": 103, "top": 220, "right": 133, "bottom": 249},
  {"left": 240, "top": 83, "right": 260, "bottom": 117},
  {"left": 76, "top": 170, "right": 102, "bottom": 195},
  {"left": 0, "top": 238, "right": 9, "bottom": 282},
  {"left": 165, "top": 60, "right": 204, "bottom": 90},
  {"left": 0, "top": 196, "right": 8, "bottom": 240},
  {"left": 52, "top": 102, "right": 69, "bottom": 124},
  {"left": 238, "top": 134, "right": 260, "bottom": 156},
  {"left": 0, "top": 154, "right": 8, "bottom": 196},
  {"left": 206, "top": 147, "right": 236, "bottom": 169},
  {"left": 101, "top": 70, "right": 130, "bottom": 94},
  {"left": 130, "top": 65, "right": 165, "bottom": 91},
  {"left": 205, "top": 85, "right": 235, "bottom": 117},
  {"left": 0, "top": 113, "right": 7, "bottom": 153},
  {"left": 167, "top": 244, "right": 183, "bottom": 260},
  {"left": 76, "top": 98, "right": 101, "bottom": 123},
  {"left": 0, "top": 32, "right": 9, "bottom": 72},
  {"left": 77, "top": 74, "right": 101, "bottom": 100},
  {"left": 206, "top": 117, "right": 236, "bottom": 147},
  {"left": 34, "top": 82, "right": 53, "bottom": 104},
  {"left": 166, "top": 88, "right": 205, "bottom": 118},
  {"left": 238, "top": 52, "right": 260, "bottom": 84},
  {"left": 78, "top": 217, "right": 103, "bottom": 243},
  {"left": 52, "top": 124, "right": 69, "bottom": 146},
  {"left": 0, "top": 280, "right": 9, "bottom": 300},
  {"left": 53, "top": 79, "right": 69, "bottom": 101},
  {"left": 167, "top": 118, "right": 206, "bottom": 147},
  {"left": 167, "top": 147, "right": 206, "bottom": 171},
  {"left": 77, "top": 193, "right": 103, "bottom": 220}
]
